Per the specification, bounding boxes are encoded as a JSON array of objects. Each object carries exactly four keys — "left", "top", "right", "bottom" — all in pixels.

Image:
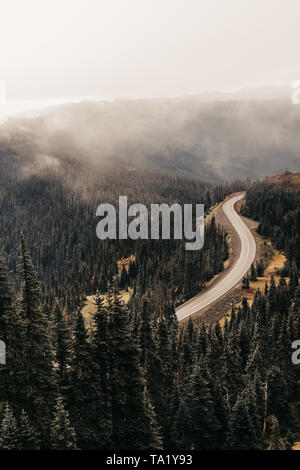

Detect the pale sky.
[{"left": 1, "top": 0, "right": 299, "bottom": 112}]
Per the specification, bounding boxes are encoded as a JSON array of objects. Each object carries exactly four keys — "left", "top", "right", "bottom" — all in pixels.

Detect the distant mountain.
[{"left": 0, "top": 93, "right": 299, "bottom": 183}]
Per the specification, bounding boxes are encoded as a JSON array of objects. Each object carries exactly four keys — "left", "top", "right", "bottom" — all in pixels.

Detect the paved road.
[{"left": 176, "top": 192, "right": 256, "bottom": 322}]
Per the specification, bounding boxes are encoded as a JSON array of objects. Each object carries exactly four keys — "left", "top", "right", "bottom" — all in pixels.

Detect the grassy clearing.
[
  {"left": 240, "top": 250, "right": 286, "bottom": 306},
  {"left": 82, "top": 288, "right": 133, "bottom": 328}
]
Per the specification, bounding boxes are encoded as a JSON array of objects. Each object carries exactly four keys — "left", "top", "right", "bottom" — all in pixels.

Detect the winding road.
[{"left": 176, "top": 192, "right": 256, "bottom": 322}]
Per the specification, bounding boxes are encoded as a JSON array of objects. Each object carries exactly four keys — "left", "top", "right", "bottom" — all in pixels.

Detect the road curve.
[{"left": 176, "top": 192, "right": 256, "bottom": 322}]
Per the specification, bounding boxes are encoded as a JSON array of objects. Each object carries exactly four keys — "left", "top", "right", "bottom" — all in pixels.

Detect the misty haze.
[{"left": 1, "top": 92, "right": 300, "bottom": 184}]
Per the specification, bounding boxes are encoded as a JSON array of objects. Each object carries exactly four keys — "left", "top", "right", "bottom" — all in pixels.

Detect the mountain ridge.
[{"left": 0, "top": 95, "right": 299, "bottom": 183}]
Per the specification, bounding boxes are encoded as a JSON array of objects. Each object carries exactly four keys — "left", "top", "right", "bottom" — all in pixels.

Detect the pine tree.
[
  {"left": 256, "top": 259, "right": 265, "bottom": 277},
  {"left": 267, "top": 275, "right": 278, "bottom": 314},
  {"left": 241, "top": 380, "right": 262, "bottom": 447},
  {"left": 181, "top": 318, "right": 197, "bottom": 375},
  {"left": 250, "top": 263, "right": 257, "bottom": 282},
  {"left": 292, "top": 285, "right": 300, "bottom": 315},
  {"left": 17, "top": 235, "right": 57, "bottom": 444},
  {"left": 267, "top": 367, "right": 292, "bottom": 432},
  {"left": 0, "top": 252, "right": 14, "bottom": 344},
  {"left": 211, "top": 378, "right": 229, "bottom": 449},
  {"left": 226, "top": 394, "right": 258, "bottom": 450},
  {"left": 242, "top": 296, "right": 250, "bottom": 314},
  {"left": 138, "top": 297, "right": 164, "bottom": 425},
  {"left": 268, "top": 415, "right": 285, "bottom": 450},
  {"left": 206, "top": 323, "right": 223, "bottom": 378},
  {"left": 221, "top": 332, "right": 244, "bottom": 409},
  {"left": 54, "top": 301, "right": 70, "bottom": 387},
  {"left": 0, "top": 252, "right": 24, "bottom": 405},
  {"left": 245, "top": 343, "right": 266, "bottom": 380},
  {"left": 264, "top": 281, "right": 269, "bottom": 296},
  {"left": 242, "top": 276, "right": 250, "bottom": 289},
  {"left": 109, "top": 278, "right": 162, "bottom": 449},
  {"left": 169, "top": 399, "right": 192, "bottom": 450},
  {"left": 90, "top": 291, "right": 113, "bottom": 449},
  {"left": 277, "top": 275, "right": 290, "bottom": 317},
  {"left": 0, "top": 404, "right": 20, "bottom": 450},
  {"left": 288, "top": 264, "right": 299, "bottom": 298},
  {"left": 68, "top": 309, "right": 94, "bottom": 449},
  {"left": 253, "top": 372, "right": 267, "bottom": 436},
  {"left": 156, "top": 304, "right": 178, "bottom": 447},
  {"left": 50, "top": 395, "right": 77, "bottom": 450},
  {"left": 206, "top": 189, "right": 212, "bottom": 208},
  {"left": 184, "top": 364, "right": 221, "bottom": 450},
  {"left": 19, "top": 409, "right": 40, "bottom": 450}
]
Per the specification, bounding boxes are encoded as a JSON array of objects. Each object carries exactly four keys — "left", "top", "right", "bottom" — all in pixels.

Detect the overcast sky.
[{"left": 1, "top": 0, "right": 299, "bottom": 110}]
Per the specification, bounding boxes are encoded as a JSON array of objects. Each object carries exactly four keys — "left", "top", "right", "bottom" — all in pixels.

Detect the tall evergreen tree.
[
  {"left": 184, "top": 364, "right": 221, "bottom": 450},
  {"left": 156, "top": 304, "right": 178, "bottom": 447},
  {"left": 268, "top": 415, "right": 285, "bottom": 450},
  {"left": 138, "top": 297, "right": 164, "bottom": 426},
  {"left": 50, "top": 395, "right": 77, "bottom": 450},
  {"left": 54, "top": 301, "right": 70, "bottom": 388},
  {"left": 169, "top": 398, "right": 192, "bottom": 450},
  {"left": 68, "top": 309, "right": 94, "bottom": 449},
  {"left": 266, "top": 367, "right": 292, "bottom": 432},
  {"left": 90, "top": 291, "right": 113, "bottom": 449},
  {"left": 109, "top": 279, "right": 162, "bottom": 449},
  {"left": 211, "top": 378, "right": 229, "bottom": 449},
  {"left": 17, "top": 235, "right": 56, "bottom": 443},
  {"left": 226, "top": 394, "right": 258, "bottom": 450},
  {"left": 19, "top": 409, "right": 40, "bottom": 450},
  {"left": 0, "top": 252, "right": 24, "bottom": 405},
  {"left": 250, "top": 263, "right": 257, "bottom": 282},
  {"left": 0, "top": 404, "right": 20, "bottom": 450}
]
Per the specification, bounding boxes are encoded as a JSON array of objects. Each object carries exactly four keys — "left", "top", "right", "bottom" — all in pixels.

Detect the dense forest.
[
  {"left": 0, "top": 234, "right": 299, "bottom": 450},
  {"left": 242, "top": 174, "right": 300, "bottom": 275},
  {"left": 0, "top": 147, "right": 247, "bottom": 318},
  {"left": 0, "top": 147, "right": 299, "bottom": 450}
]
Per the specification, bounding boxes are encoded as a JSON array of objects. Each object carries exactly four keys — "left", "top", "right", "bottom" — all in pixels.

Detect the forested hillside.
[
  {"left": 0, "top": 235, "right": 299, "bottom": 450},
  {"left": 0, "top": 146, "right": 247, "bottom": 318},
  {"left": 1, "top": 96, "right": 300, "bottom": 182},
  {"left": 242, "top": 172, "right": 300, "bottom": 277},
  {"left": 0, "top": 139, "right": 299, "bottom": 451}
]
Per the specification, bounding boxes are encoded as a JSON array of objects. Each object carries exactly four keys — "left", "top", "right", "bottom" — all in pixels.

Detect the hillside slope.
[
  {"left": 0, "top": 96, "right": 300, "bottom": 182},
  {"left": 242, "top": 171, "right": 300, "bottom": 274}
]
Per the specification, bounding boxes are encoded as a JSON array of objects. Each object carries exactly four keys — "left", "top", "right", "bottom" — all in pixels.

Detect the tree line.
[
  {"left": 242, "top": 182, "right": 300, "bottom": 277},
  {"left": 0, "top": 234, "right": 299, "bottom": 449}
]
